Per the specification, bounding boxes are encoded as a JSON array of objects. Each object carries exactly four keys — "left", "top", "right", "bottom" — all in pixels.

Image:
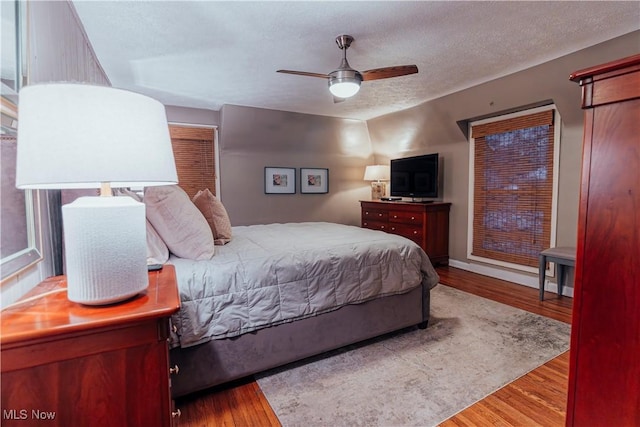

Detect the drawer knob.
[
  {"left": 170, "top": 365, "right": 180, "bottom": 375},
  {"left": 411, "top": 216, "right": 415, "bottom": 220},
  {"left": 391, "top": 227, "right": 395, "bottom": 231},
  {"left": 393, "top": 215, "right": 398, "bottom": 219},
  {"left": 172, "top": 409, "right": 182, "bottom": 418},
  {"left": 413, "top": 231, "right": 418, "bottom": 235},
  {"left": 378, "top": 213, "right": 383, "bottom": 217},
  {"left": 365, "top": 211, "right": 369, "bottom": 214},
  {"left": 381, "top": 225, "right": 385, "bottom": 229}
]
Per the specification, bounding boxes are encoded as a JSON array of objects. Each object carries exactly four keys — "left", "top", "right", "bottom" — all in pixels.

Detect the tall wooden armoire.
[{"left": 566, "top": 54, "right": 640, "bottom": 426}]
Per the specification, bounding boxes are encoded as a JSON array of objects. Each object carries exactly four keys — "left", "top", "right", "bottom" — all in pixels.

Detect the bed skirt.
[{"left": 170, "top": 283, "right": 430, "bottom": 398}]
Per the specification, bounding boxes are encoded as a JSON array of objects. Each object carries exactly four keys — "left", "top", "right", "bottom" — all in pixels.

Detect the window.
[
  {"left": 168, "top": 125, "right": 217, "bottom": 199},
  {"left": 0, "top": 1, "right": 42, "bottom": 282},
  {"left": 468, "top": 105, "right": 560, "bottom": 271},
  {"left": 1, "top": 97, "right": 43, "bottom": 279}
]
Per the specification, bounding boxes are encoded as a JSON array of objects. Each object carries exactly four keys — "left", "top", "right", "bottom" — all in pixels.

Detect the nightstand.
[{"left": 1, "top": 265, "right": 181, "bottom": 427}]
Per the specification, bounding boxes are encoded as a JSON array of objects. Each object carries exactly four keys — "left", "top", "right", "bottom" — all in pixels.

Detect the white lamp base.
[
  {"left": 63, "top": 196, "right": 148, "bottom": 305},
  {"left": 371, "top": 181, "right": 386, "bottom": 200}
]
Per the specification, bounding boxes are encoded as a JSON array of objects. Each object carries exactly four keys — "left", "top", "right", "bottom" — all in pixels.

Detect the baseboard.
[{"left": 448, "top": 259, "right": 574, "bottom": 298}]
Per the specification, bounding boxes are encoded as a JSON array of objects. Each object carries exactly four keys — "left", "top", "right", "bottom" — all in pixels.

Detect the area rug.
[{"left": 256, "top": 285, "right": 571, "bottom": 427}]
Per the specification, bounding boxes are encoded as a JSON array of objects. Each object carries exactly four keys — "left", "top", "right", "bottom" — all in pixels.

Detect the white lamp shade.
[
  {"left": 16, "top": 83, "right": 178, "bottom": 189},
  {"left": 364, "top": 165, "right": 390, "bottom": 181}
]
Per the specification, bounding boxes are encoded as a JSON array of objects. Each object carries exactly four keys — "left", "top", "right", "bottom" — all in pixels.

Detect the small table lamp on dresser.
[
  {"left": 16, "top": 83, "right": 178, "bottom": 305},
  {"left": 364, "top": 164, "right": 390, "bottom": 200}
]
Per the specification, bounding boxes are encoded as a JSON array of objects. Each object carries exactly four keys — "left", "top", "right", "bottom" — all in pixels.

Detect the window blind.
[
  {"left": 471, "top": 109, "right": 554, "bottom": 267},
  {"left": 168, "top": 125, "right": 216, "bottom": 199}
]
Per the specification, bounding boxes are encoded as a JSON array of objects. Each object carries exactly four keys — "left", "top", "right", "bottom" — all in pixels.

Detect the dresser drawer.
[
  {"left": 389, "top": 210, "right": 423, "bottom": 225},
  {"left": 362, "top": 220, "right": 389, "bottom": 231},
  {"left": 388, "top": 223, "right": 423, "bottom": 243},
  {"left": 362, "top": 208, "right": 388, "bottom": 222}
]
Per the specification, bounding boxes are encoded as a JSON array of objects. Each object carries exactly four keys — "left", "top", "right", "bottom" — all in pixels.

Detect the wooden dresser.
[
  {"left": 361, "top": 200, "right": 451, "bottom": 265},
  {"left": 566, "top": 54, "right": 640, "bottom": 426},
  {"left": 1, "top": 265, "right": 181, "bottom": 427}
]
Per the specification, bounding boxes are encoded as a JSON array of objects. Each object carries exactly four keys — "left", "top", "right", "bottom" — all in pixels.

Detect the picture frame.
[
  {"left": 265, "top": 167, "right": 296, "bottom": 194},
  {"left": 300, "top": 168, "right": 329, "bottom": 194}
]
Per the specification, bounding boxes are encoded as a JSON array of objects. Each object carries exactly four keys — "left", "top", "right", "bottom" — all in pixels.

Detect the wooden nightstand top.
[{"left": 1, "top": 265, "right": 180, "bottom": 345}]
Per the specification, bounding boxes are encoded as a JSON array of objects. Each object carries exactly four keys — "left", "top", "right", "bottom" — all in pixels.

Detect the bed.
[
  {"left": 139, "top": 182, "right": 438, "bottom": 397},
  {"left": 166, "top": 220, "right": 439, "bottom": 397}
]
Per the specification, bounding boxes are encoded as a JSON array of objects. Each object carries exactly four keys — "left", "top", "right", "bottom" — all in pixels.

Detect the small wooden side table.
[
  {"left": 539, "top": 247, "right": 576, "bottom": 301},
  {"left": 1, "top": 265, "right": 181, "bottom": 427}
]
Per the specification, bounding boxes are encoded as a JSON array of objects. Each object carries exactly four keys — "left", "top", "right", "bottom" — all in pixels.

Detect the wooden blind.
[
  {"left": 471, "top": 109, "right": 554, "bottom": 267},
  {"left": 168, "top": 125, "right": 216, "bottom": 199}
]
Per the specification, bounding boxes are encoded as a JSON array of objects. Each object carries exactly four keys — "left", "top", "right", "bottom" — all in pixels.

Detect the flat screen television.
[{"left": 390, "top": 153, "right": 440, "bottom": 200}]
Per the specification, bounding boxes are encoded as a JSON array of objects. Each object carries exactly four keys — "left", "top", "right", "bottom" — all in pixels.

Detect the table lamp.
[
  {"left": 16, "top": 83, "right": 178, "bottom": 305},
  {"left": 364, "top": 165, "right": 390, "bottom": 200}
]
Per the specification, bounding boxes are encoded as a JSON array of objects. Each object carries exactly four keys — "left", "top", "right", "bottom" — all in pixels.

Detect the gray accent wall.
[
  {"left": 367, "top": 31, "right": 640, "bottom": 266},
  {"left": 219, "top": 105, "right": 373, "bottom": 226},
  {"left": 166, "top": 105, "right": 220, "bottom": 126}
]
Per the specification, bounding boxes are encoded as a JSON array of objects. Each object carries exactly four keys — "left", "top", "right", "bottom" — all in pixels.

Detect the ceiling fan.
[{"left": 277, "top": 35, "right": 418, "bottom": 100}]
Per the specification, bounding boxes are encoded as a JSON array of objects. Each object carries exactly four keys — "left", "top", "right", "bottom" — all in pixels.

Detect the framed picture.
[
  {"left": 300, "top": 168, "right": 329, "bottom": 194},
  {"left": 265, "top": 167, "right": 296, "bottom": 194}
]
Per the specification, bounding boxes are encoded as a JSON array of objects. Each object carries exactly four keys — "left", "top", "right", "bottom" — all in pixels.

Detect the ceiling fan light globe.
[
  {"left": 329, "top": 81, "right": 361, "bottom": 98},
  {"left": 328, "top": 69, "right": 362, "bottom": 98}
]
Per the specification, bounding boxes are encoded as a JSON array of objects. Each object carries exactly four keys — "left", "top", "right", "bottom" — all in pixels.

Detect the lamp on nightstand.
[
  {"left": 16, "top": 83, "right": 178, "bottom": 305},
  {"left": 364, "top": 165, "right": 390, "bottom": 200}
]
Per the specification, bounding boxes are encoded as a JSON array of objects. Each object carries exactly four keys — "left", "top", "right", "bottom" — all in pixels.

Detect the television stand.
[{"left": 410, "top": 198, "right": 434, "bottom": 203}]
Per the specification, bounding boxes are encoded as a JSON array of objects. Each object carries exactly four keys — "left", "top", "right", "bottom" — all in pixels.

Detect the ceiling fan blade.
[
  {"left": 277, "top": 70, "right": 330, "bottom": 79},
  {"left": 361, "top": 65, "right": 418, "bottom": 81}
]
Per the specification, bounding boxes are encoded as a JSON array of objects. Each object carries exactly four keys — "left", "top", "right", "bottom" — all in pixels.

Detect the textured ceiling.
[{"left": 72, "top": 1, "right": 640, "bottom": 121}]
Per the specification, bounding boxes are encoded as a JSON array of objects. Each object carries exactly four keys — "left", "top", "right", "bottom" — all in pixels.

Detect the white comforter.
[{"left": 170, "top": 222, "right": 439, "bottom": 348}]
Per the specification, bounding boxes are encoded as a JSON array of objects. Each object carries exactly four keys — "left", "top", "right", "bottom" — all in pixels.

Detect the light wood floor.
[{"left": 176, "top": 266, "right": 573, "bottom": 427}]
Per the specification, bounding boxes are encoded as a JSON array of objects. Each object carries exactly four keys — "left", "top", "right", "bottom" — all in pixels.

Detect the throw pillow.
[
  {"left": 115, "top": 188, "right": 169, "bottom": 264},
  {"left": 144, "top": 185, "right": 215, "bottom": 260},
  {"left": 192, "top": 189, "right": 233, "bottom": 245}
]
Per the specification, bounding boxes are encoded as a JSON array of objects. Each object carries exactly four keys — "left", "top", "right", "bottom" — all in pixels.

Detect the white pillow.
[
  {"left": 144, "top": 185, "right": 214, "bottom": 260},
  {"left": 115, "top": 188, "right": 169, "bottom": 264},
  {"left": 192, "top": 189, "right": 233, "bottom": 245},
  {"left": 146, "top": 219, "right": 169, "bottom": 264}
]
